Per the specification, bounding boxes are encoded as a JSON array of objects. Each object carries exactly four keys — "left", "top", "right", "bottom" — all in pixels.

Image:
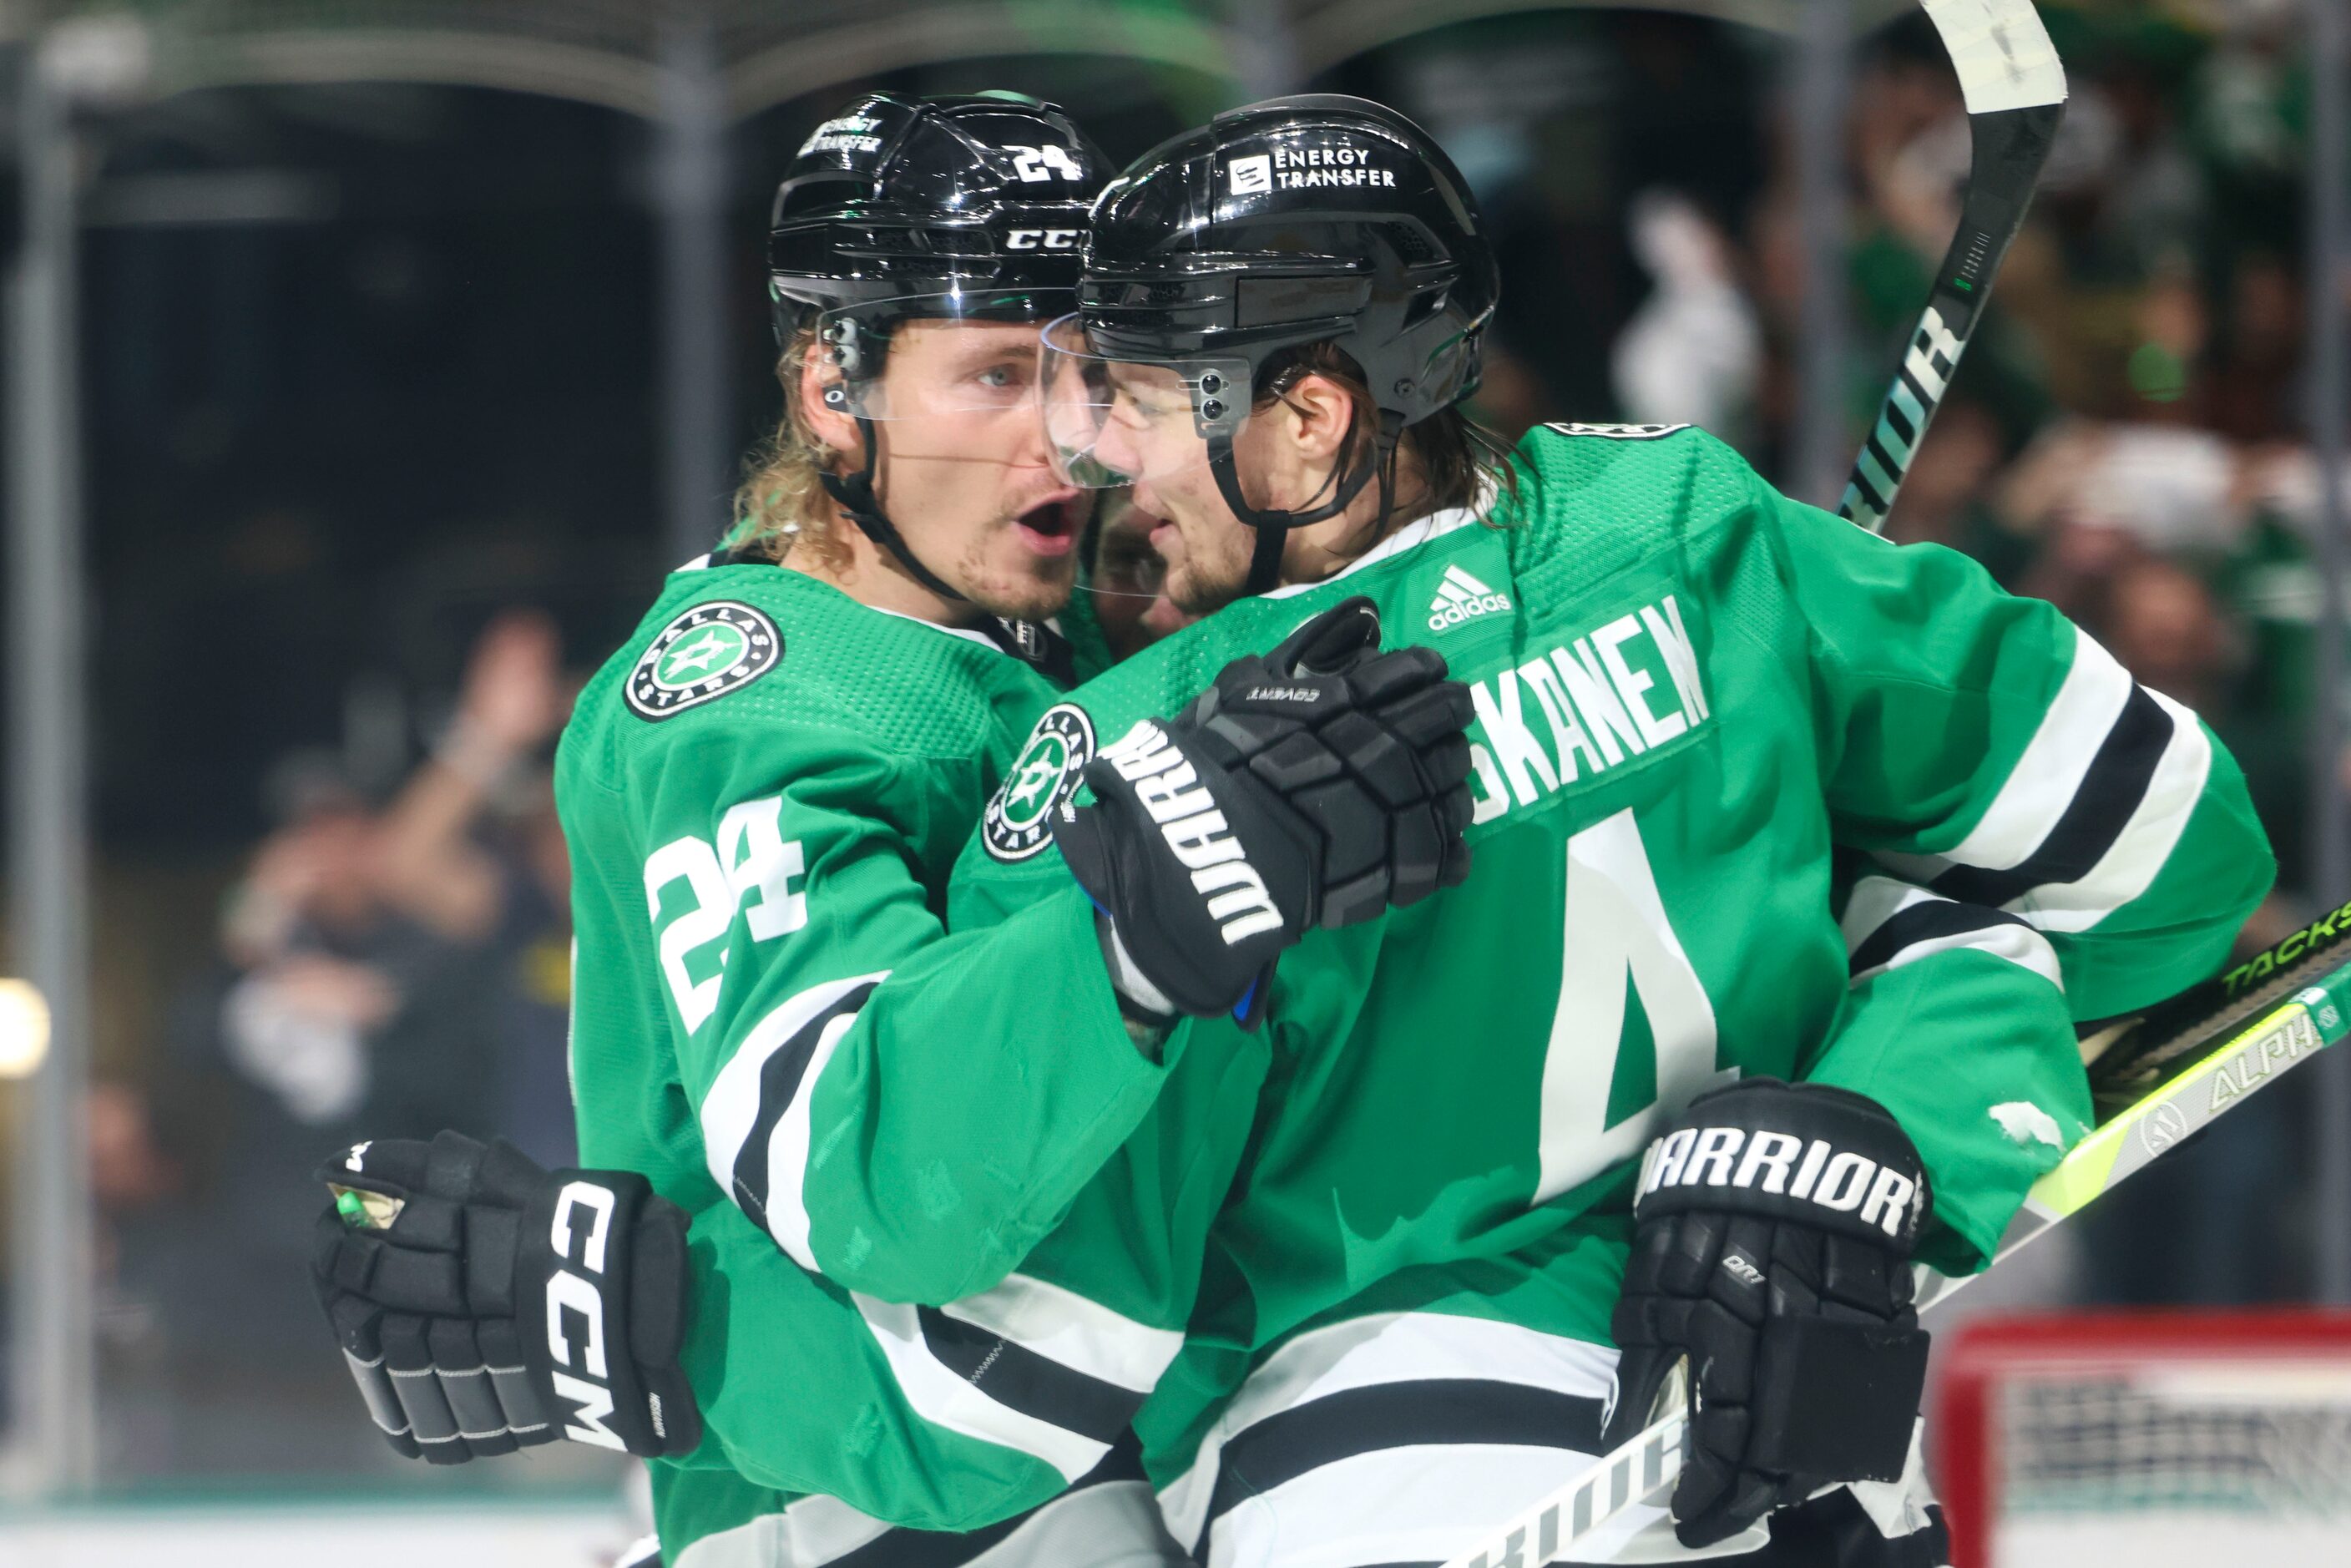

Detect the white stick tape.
[{"left": 1921, "top": 0, "right": 2068, "bottom": 115}]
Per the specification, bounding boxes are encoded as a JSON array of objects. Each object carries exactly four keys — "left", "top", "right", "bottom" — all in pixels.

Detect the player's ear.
[
  {"left": 796, "top": 341, "right": 860, "bottom": 460},
  {"left": 1278, "top": 372, "right": 1358, "bottom": 466}
]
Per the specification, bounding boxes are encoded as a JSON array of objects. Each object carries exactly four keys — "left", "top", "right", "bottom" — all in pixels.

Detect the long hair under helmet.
[
  {"left": 1044, "top": 94, "right": 1499, "bottom": 595},
  {"left": 767, "top": 91, "right": 1110, "bottom": 600}
]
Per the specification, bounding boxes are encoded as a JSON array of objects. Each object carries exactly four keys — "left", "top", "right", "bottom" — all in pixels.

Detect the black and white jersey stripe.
[
  {"left": 1157, "top": 1311, "right": 1948, "bottom": 1568},
  {"left": 664, "top": 1434, "right": 1182, "bottom": 1567},
  {"left": 696, "top": 970, "right": 889, "bottom": 1272},
  {"left": 854, "top": 1272, "right": 1182, "bottom": 1484},
  {"left": 1872, "top": 627, "right": 2211, "bottom": 935},
  {"left": 1840, "top": 875, "right": 2064, "bottom": 991},
  {"left": 1155, "top": 1313, "right": 1631, "bottom": 1566},
  {"left": 696, "top": 974, "right": 1180, "bottom": 1485}
]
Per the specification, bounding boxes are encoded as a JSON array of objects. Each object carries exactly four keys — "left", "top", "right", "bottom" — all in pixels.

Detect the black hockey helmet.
[
  {"left": 1040, "top": 94, "right": 1497, "bottom": 593},
  {"left": 766, "top": 91, "right": 1110, "bottom": 599}
]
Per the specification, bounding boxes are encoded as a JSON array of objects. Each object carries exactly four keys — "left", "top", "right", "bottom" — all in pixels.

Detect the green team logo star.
[
  {"left": 1004, "top": 739, "right": 1071, "bottom": 811},
  {"left": 658, "top": 624, "right": 747, "bottom": 685},
  {"left": 983, "top": 703, "right": 1095, "bottom": 861},
  {"left": 626, "top": 600, "right": 782, "bottom": 721}
]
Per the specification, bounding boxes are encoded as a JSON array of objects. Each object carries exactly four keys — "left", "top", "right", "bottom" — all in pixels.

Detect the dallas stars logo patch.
[
  {"left": 626, "top": 601, "right": 781, "bottom": 721},
  {"left": 983, "top": 703, "right": 1095, "bottom": 861}
]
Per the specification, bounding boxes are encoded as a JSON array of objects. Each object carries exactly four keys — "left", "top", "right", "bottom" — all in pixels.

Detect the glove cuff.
[
  {"left": 1631, "top": 1078, "right": 1931, "bottom": 1254},
  {"left": 1100, "top": 919, "right": 1179, "bottom": 1019},
  {"left": 517, "top": 1169, "right": 692, "bottom": 1457},
  {"left": 1052, "top": 728, "right": 1299, "bottom": 1019}
]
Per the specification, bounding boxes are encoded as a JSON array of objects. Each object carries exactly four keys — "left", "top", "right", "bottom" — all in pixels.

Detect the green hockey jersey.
[
  {"left": 559, "top": 559, "right": 1165, "bottom": 1304},
  {"left": 558, "top": 558, "right": 1267, "bottom": 1546},
  {"left": 943, "top": 422, "right": 2276, "bottom": 1502},
  {"left": 563, "top": 416, "right": 2270, "bottom": 1554}
]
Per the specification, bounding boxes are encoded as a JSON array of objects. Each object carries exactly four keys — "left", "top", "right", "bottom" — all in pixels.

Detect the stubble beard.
[
  {"left": 953, "top": 518, "right": 1078, "bottom": 624},
  {"left": 1163, "top": 518, "right": 1256, "bottom": 616}
]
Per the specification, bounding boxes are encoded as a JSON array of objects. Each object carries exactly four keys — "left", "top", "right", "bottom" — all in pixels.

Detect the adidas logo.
[{"left": 1427, "top": 564, "right": 1512, "bottom": 631}]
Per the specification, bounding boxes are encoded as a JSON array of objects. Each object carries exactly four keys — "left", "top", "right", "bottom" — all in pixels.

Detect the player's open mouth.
[{"left": 1013, "top": 496, "right": 1082, "bottom": 558}]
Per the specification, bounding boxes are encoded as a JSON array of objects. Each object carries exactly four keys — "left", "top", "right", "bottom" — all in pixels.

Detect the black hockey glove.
[
  {"left": 1603, "top": 1079, "right": 1933, "bottom": 1549},
  {"left": 1054, "top": 597, "right": 1474, "bottom": 1027},
  {"left": 309, "top": 1130, "right": 701, "bottom": 1464}
]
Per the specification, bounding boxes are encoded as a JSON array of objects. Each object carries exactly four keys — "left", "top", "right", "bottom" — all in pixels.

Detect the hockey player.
[
  {"left": 309, "top": 90, "right": 1477, "bottom": 1566},
  {"left": 935, "top": 94, "right": 2277, "bottom": 1564},
  {"left": 315, "top": 90, "right": 2269, "bottom": 1567}
]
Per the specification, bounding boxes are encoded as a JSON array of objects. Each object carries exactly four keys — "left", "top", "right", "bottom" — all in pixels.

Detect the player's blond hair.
[{"left": 731, "top": 326, "right": 856, "bottom": 574}]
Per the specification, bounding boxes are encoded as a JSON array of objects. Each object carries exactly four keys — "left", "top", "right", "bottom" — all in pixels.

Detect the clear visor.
[
  {"left": 811, "top": 291, "right": 1068, "bottom": 421},
  {"left": 1039, "top": 313, "right": 1250, "bottom": 490},
  {"left": 1084, "top": 489, "right": 1172, "bottom": 604}
]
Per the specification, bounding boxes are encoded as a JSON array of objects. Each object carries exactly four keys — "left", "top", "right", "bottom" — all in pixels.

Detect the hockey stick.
[
  {"left": 1435, "top": 17, "right": 2070, "bottom": 1559},
  {"left": 1437, "top": 937, "right": 2351, "bottom": 1568},
  {"left": 2081, "top": 894, "right": 2351, "bottom": 1094},
  {"left": 1840, "top": 0, "right": 2066, "bottom": 535}
]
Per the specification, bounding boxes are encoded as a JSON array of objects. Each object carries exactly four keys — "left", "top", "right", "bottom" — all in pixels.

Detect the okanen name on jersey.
[{"left": 1465, "top": 592, "right": 1711, "bottom": 821}]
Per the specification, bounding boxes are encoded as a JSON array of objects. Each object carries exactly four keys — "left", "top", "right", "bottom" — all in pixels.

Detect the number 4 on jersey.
[
  {"left": 1536, "top": 808, "right": 1720, "bottom": 1203},
  {"left": 644, "top": 796, "right": 808, "bottom": 1031}
]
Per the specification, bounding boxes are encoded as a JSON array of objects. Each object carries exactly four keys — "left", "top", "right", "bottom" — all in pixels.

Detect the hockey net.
[{"left": 1934, "top": 1311, "right": 2351, "bottom": 1568}]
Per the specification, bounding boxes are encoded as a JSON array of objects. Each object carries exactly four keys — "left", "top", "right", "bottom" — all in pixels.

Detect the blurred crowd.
[
  {"left": 88, "top": 612, "right": 584, "bottom": 1476},
  {"left": 1500, "top": 4, "right": 2337, "bottom": 1308},
  {"left": 38, "top": 0, "right": 2348, "bottom": 1486},
  {"left": 1437, "top": 14, "right": 2333, "bottom": 897}
]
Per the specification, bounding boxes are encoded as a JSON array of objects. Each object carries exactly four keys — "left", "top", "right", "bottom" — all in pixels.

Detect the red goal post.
[{"left": 1934, "top": 1309, "right": 2351, "bottom": 1568}]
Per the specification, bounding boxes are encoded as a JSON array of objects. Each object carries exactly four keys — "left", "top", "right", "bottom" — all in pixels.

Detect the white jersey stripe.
[
  {"left": 1842, "top": 877, "right": 2064, "bottom": 989},
  {"left": 976, "top": 1480, "right": 1185, "bottom": 1566},
  {"left": 939, "top": 1272, "right": 1186, "bottom": 1395},
  {"left": 2014, "top": 686, "right": 2212, "bottom": 934},
  {"left": 1867, "top": 627, "right": 2213, "bottom": 937},
  {"left": 670, "top": 1476, "right": 1184, "bottom": 1568},
  {"left": 1933, "top": 626, "right": 2135, "bottom": 874},
  {"left": 853, "top": 1294, "right": 1112, "bottom": 1482},
  {"left": 1841, "top": 871, "right": 1931, "bottom": 951},
  {"left": 670, "top": 1490, "right": 894, "bottom": 1568},
  {"left": 756, "top": 1009, "right": 861, "bottom": 1270},
  {"left": 1855, "top": 916, "right": 2066, "bottom": 990},
  {"left": 1196, "top": 1423, "right": 1940, "bottom": 1568},
  {"left": 696, "top": 970, "right": 890, "bottom": 1273},
  {"left": 1157, "top": 1312, "right": 1619, "bottom": 1555},
  {"left": 1201, "top": 1443, "right": 1686, "bottom": 1568},
  {"left": 1162, "top": 1314, "right": 1742, "bottom": 1568}
]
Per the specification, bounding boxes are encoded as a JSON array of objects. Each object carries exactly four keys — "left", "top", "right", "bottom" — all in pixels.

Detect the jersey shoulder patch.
[
  {"left": 982, "top": 702, "right": 1095, "bottom": 861},
  {"left": 624, "top": 599, "right": 783, "bottom": 721}
]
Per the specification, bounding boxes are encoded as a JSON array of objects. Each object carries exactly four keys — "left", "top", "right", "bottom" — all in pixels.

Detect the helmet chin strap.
[
  {"left": 818, "top": 416, "right": 969, "bottom": 604},
  {"left": 1208, "top": 409, "right": 1404, "bottom": 597}
]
